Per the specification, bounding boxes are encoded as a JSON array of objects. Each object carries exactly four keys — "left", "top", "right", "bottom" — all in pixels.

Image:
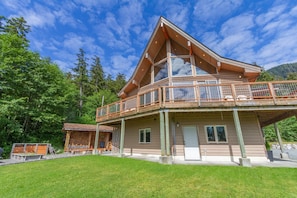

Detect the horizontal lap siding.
[
  {"left": 174, "top": 111, "right": 266, "bottom": 158},
  {"left": 124, "top": 116, "right": 161, "bottom": 155}
]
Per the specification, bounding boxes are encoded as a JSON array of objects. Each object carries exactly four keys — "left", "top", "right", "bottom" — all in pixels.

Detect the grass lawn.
[{"left": 0, "top": 156, "right": 296, "bottom": 198}]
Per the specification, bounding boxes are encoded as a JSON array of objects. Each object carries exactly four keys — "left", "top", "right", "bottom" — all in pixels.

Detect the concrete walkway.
[{"left": 1, "top": 153, "right": 297, "bottom": 168}]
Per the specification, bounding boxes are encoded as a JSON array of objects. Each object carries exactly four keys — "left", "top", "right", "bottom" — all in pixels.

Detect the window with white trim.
[
  {"left": 205, "top": 125, "right": 227, "bottom": 143},
  {"left": 139, "top": 128, "right": 151, "bottom": 143}
]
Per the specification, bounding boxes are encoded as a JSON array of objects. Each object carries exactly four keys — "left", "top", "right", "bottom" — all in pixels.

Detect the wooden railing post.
[
  {"left": 268, "top": 82, "right": 276, "bottom": 104},
  {"left": 106, "top": 105, "right": 109, "bottom": 118},
  {"left": 120, "top": 100, "right": 123, "bottom": 116},
  {"left": 136, "top": 94, "right": 140, "bottom": 112},
  {"left": 159, "top": 87, "right": 162, "bottom": 108},
  {"left": 231, "top": 84, "right": 237, "bottom": 105}
]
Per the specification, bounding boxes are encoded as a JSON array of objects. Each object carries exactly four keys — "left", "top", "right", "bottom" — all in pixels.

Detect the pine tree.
[
  {"left": 90, "top": 56, "right": 105, "bottom": 92},
  {"left": 72, "top": 48, "right": 89, "bottom": 117}
]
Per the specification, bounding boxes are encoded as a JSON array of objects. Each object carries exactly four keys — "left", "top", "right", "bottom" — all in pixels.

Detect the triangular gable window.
[
  {"left": 194, "top": 54, "right": 216, "bottom": 75},
  {"left": 170, "top": 39, "right": 189, "bottom": 56}
]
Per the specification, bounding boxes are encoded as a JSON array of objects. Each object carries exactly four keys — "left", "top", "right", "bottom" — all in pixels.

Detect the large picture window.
[
  {"left": 172, "top": 57, "right": 192, "bottom": 76},
  {"left": 205, "top": 125, "right": 227, "bottom": 143},
  {"left": 154, "top": 61, "right": 168, "bottom": 82},
  {"left": 139, "top": 128, "right": 151, "bottom": 143}
]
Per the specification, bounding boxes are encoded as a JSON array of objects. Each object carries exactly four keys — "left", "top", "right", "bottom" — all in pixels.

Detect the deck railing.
[{"left": 96, "top": 81, "right": 297, "bottom": 122}]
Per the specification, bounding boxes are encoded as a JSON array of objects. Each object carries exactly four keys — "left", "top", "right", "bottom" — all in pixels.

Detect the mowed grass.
[{"left": 1, "top": 156, "right": 296, "bottom": 198}]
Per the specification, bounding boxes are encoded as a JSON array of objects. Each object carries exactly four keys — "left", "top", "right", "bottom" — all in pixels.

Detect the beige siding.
[
  {"left": 124, "top": 116, "right": 161, "bottom": 155},
  {"left": 174, "top": 111, "right": 266, "bottom": 158},
  {"left": 121, "top": 111, "right": 266, "bottom": 159}
]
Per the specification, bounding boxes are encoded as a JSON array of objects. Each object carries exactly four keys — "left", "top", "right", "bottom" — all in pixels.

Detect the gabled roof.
[
  {"left": 62, "top": 123, "right": 113, "bottom": 132},
  {"left": 119, "top": 17, "right": 261, "bottom": 97}
]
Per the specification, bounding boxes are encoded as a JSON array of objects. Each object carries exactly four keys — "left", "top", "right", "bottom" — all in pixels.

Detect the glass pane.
[
  {"left": 206, "top": 126, "right": 215, "bottom": 142},
  {"left": 139, "top": 130, "right": 144, "bottom": 142},
  {"left": 216, "top": 126, "right": 226, "bottom": 142},
  {"left": 154, "top": 62, "right": 168, "bottom": 82},
  {"left": 145, "top": 92, "right": 151, "bottom": 105},
  {"left": 145, "top": 129, "right": 151, "bottom": 143},
  {"left": 172, "top": 57, "right": 192, "bottom": 76},
  {"left": 154, "top": 90, "right": 159, "bottom": 102},
  {"left": 171, "top": 39, "right": 189, "bottom": 55},
  {"left": 140, "top": 95, "right": 144, "bottom": 106},
  {"left": 198, "top": 82, "right": 207, "bottom": 100},
  {"left": 208, "top": 81, "right": 220, "bottom": 99},
  {"left": 196, "top": 66, "right": 208, "bottom": 75}
]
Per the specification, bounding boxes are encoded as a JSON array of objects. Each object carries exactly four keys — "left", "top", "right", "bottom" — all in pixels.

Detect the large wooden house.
[{"left": 94, "top": 17, "right": 297, "bottom": 166}]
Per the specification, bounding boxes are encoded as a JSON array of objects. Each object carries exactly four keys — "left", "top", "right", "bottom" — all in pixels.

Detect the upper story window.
[
  {"left": 154, "top": 61, "right": 168, "bottom": 82},
  {"left": 172, "top": 57, "right": 192, "bottom": 76},
  {"left": 196, "top": 65, "right": 208, "bottom": 75}
]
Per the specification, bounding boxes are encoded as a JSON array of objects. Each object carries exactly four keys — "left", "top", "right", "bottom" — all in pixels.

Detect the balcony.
[{"left": 96, "top": 81, "right": 297, "bottom": 123}]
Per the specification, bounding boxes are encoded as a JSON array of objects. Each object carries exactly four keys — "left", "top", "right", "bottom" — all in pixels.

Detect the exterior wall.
[
  {"left": 121, "top": 111, "right": 267, "bottom": 162},
  {"left": 174, "top": 111, "right": 266, "bottom": 161},
  {"left": 69, "top": 131, "right": 93, "bottom": 146},
  {"left": 123, "top": 115, "right": 161, "bottom": 155}
]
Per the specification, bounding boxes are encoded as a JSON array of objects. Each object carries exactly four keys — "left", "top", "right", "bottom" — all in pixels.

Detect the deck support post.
[
  {"left": 159, "top": 111, "right": 166, "bottom": 156},
  {"left": 93, "top": 123, "right": 100, "bottom": 154},
  {"left": 159, "top": 110, "right": 172, "bottom": 164},
  {"left": 233, "top": 109, "right": 251, "bottom": 167},
  {"left": 119, "top": 118, "right": 126, "bottom": 157},
  {"left": 274, "top": 123, "right": 288, "bottom": 159},
  {"left": 164, "top": 110, "right": 171, "bottom": 156}
]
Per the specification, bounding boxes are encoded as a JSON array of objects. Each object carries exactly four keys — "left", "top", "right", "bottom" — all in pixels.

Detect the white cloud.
[
  {"left": 220, "top": 13, "right": 254, "bottom": 36},
  {"left": 193, "top": 0, "right": 243, "bottom": 22},
  {"left": 255, "top": 4, "right": 287, "bottom": 26},
  {"left": 165, "top": 3, "right": 189, "bottom": 30},
  {"left": 109, "top": 55, "right": 138, "bottom": 77}
]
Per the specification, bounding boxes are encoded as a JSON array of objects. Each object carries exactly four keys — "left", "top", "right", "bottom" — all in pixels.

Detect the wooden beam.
[
  {"left": 88, "top": 131, "right": 92, "bottom": 149},
  {"left": 145, "top": 53, "right": 154, "bottom": 64},
  {"left": 132, "top": 79, "right": 139, "bottom": 87},
  {"left": 217, "top": 61, "right": 221, "bottom": 72},
  {"left": 161, "top": 22, "right": 169, "bottom": 40},
  {"left": 187, "top": 41, "right": 193, "bottom": 55},
  {"left": 64, "top": 131, "right": 71, "bottom": 152}
]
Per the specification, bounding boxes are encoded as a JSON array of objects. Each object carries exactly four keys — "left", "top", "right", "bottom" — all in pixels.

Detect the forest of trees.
[
  {"left": 0, "top": 16, "right": 296, "bottom": 158},
  {"left": 0, "top": 16, "right": 125, "bottom": 157}
]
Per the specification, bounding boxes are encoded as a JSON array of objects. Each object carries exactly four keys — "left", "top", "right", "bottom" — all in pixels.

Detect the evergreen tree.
[
  {"left": 72, "top": 48, "right": 89, "bottom": 117},
  {"left": 90, "top": 56, "right": 105, "bottom": 92}
]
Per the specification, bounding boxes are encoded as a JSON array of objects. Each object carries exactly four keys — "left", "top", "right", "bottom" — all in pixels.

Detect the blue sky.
[{"left": 1, "top": 0, "right": 297, "bottom": 79}]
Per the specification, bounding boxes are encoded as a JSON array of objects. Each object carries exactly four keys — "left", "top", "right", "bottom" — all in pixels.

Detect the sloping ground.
[{"left": 0, "top": 155, "right": 297, "bottom": 197}]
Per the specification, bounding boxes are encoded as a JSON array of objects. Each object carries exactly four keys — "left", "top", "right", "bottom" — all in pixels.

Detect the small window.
[
  {"left": 139, "top": 128, "right": 151, "bottom": 143},
  {"left": 205, "top": 125, "right": 227, "bottom": 143}
]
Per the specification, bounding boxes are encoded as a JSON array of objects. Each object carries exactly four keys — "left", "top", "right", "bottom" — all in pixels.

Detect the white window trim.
[
  {"left": 139, "top": 128, "right": 151, "bottom": 143},
  {"left": 205, "top": 125, "right": 228, "bottom": 143}
]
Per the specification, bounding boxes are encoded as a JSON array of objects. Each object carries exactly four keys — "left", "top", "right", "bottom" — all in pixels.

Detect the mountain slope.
[{"left": 267, "top": 62, "right": 297, "bottom": 79}]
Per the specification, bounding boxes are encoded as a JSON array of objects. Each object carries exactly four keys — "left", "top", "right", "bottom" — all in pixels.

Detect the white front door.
[{"left": 183, "top": 126, "right": 200, "bottom": 160}]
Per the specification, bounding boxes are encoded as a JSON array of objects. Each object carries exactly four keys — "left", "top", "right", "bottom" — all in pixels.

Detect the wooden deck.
[{"left": 96, "top": 81, "right": 297, "bottom": 123}]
